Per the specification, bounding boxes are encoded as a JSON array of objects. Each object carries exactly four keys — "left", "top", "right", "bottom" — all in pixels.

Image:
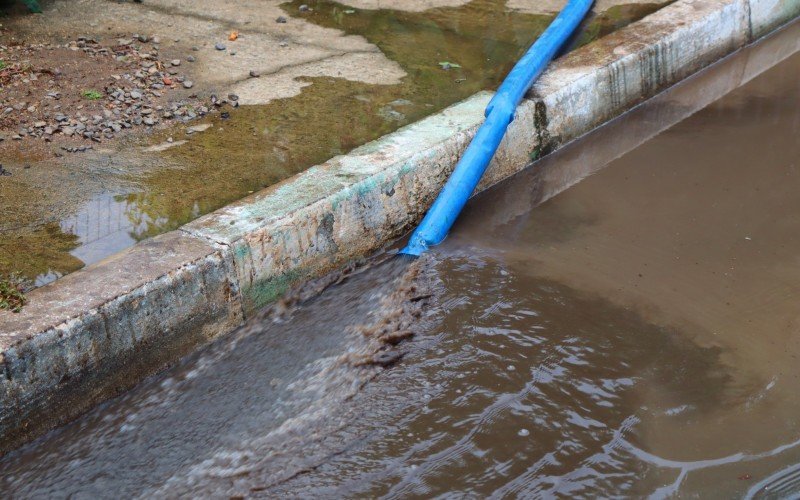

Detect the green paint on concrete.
[{"left": 244, "top": 266, "right": 305, "bottom": 311}]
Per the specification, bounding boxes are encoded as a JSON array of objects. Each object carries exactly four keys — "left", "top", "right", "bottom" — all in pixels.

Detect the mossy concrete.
[{"left": 0, "top": 0, "right": 797, "bottom": 455}]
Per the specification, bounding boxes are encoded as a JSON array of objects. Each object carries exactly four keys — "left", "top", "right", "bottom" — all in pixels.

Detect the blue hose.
[{"left": 399, "top": 0, "right": 594, "bottom": 256}]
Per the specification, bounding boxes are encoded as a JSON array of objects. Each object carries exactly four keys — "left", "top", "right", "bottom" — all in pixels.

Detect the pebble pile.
[{"left": 0, "top": 34, "right": 240, "bottom": 146}]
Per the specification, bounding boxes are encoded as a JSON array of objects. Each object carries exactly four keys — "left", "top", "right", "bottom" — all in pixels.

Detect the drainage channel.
[{"left": 1, "top": 19, "right": 799, "bottom": 499}]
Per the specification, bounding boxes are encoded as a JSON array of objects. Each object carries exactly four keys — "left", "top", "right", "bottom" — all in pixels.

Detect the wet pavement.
[
  {"left": 0, "top": 0, "right": 663, "bottom": 286},
  {"left": 2, "top": 14, "right": 799, "bottom": 500}
]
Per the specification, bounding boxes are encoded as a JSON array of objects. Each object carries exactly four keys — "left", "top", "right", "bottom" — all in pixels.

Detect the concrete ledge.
[
  {"left": 0, "top": 0, "right": 797, "bottom": 454},
  {"left": 0, "top": 232, "right": 243, "bottom": 454}
]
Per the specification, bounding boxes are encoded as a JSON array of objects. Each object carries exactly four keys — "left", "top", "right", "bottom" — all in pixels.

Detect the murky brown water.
[
  {"left": 2, "top": 19, "right": 800, "bottom": 499},
  {"left": 0, "top": 0, "right": 663, "bottom": 286}
]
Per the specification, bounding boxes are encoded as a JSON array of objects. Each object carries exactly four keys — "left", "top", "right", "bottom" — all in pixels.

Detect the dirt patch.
[{"left": 0, "top": 32, "right": 239, "bottom": 149}]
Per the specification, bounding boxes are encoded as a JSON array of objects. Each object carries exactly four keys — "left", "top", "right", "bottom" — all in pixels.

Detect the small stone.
[
  {"left": 372, "top": 351, "right": 404, "bottom": 367},
  {"left": 276, "top": 16, "right": 287, "bottom": 23},
  {"left": 299, "top": 4, "right": 309, "bottom": 11},
  {"left": 249, "top": 70, "right": 260, "bottom": 78},
  {"left": 182, "top": 80, "right": 194, "bottom": 89},
  {"left": 215, "top": 43, "right": 226, "bottom": 51},
  {"left": 279, "top": 41, "right": 289, "bottom": 48},
  {"left": 228, "top": 94, "right": 239, "bottom": 102},
  {"left": 230, "top": 51, "right": 236, "bottom": 56},
  {"left": 137, "top": 34, "right": 150, "bottom": 43},
  {"left": 143, "top": 117, "right": 156, "bottom": 126},
  {"left": 130, "top": 90, "right": 143, "bottom": 99},
  {"left": 186, "top": 55, "right": 196, "bottom": 62},
  {"left": 170, "top": 59, "right": 181, "bottom": 66},
  {"left": 27, "top": 105, "right": 36, "bottom": 113},
  {"left": 518, "top": 429, "right": 530, "bottom": 437},
  {"left": 33, "top": 121, "right": 47, "bottom": 128},
  {"left": 191, "top": 46, "right": 199, "bottom": 51}
]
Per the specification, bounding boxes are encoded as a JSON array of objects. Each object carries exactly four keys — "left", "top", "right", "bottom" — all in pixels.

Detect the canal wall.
[{"left": 0, "top": 0, "right": 798, "bottom": 454}]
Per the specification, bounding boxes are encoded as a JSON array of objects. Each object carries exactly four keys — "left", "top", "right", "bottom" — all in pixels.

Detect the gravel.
[{"left": 1, "top": 35, "right": 243, "bottom": 145}]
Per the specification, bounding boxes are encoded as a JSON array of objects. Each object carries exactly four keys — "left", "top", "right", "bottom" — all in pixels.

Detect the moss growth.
[
  {"left": 0, "top": 273, "right": 28, "bottom": 313},
  {"left": 0, "top": 223, "right": 83, "bottom": 282},
  {"left": 81, "top": 89, "right": 103, "bottom": 100}
]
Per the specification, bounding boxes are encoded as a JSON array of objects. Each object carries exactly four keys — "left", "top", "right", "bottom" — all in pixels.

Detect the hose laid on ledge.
[{"left": 399, "top": 0, "right": 594, "bottom": 257}]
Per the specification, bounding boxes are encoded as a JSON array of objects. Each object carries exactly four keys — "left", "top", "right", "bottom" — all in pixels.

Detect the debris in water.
[
  {"left": 371, "top": 350, "right": 405, "bottom": 367},
  {"left": 438, "top": 61, "right": 461, "bottom": 70},
  {"left": 380, "top": 330, "right": 415, "bottom": 345}
]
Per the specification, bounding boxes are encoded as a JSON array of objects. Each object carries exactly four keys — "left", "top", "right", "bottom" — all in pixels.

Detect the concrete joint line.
[{"left": 0, "top": 0, "right": 797, "bottom": 455}]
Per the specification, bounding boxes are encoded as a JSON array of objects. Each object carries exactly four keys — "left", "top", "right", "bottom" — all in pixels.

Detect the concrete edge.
[{"left": 0, "top": 0, "right": 797, "bottom": 455}]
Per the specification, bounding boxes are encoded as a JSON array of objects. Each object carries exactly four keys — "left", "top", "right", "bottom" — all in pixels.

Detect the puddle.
[{"left": 0, "top": 0, "right": 665, "bottom": 286}]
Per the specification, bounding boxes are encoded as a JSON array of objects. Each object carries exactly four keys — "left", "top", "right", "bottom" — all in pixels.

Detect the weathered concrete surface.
[
  {"left": 0, "top": 0, "right": 797, "bottom": 455},
  {"left": 750, "top": 0, "right": 800, "bottom": 37},
  {"left": 0, "top": 232, "right": 243, "bottom": 455},
  {"left": 183, "top": 93, "right": 489, "bottom": 313},
  {"left": 5, "top": 0, "right": 405, "bottom": 105}
]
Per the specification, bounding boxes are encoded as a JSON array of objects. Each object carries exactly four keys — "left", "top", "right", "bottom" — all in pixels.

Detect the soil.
[{"left": 0, "top": 27, "right": 238, "bottom": 154}]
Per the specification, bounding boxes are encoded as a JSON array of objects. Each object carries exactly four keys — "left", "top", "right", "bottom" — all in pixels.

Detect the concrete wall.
[{"left": 0, "top": 0, "right": 797, "bottom": 455}]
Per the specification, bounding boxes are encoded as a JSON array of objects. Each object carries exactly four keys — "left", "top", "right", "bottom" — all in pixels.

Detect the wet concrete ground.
[
  {"left": 1, "top": 19, "right": 798, "bottom": 497},
  {"left": 0, "top": 0, "right": 663, "bottom": 286}
]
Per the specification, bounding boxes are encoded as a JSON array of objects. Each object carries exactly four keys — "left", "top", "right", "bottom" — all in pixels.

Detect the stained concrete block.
[
  {"left": 185, "top": 93, "right": 489, "bottom": 313},
  {"left": 0, "top": 231, "right": 243, "bottom": 455},
  {"left": 749, "top": 0, "right": 800, "bottom": 38}
]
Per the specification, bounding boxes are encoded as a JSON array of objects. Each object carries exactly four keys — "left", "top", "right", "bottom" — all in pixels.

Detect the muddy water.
[
  {"left": 0, "top": 0, "right": 663, "bottom": 285},
  {"left": 2, "top": 19, "right": 800, "bottom": 499}
]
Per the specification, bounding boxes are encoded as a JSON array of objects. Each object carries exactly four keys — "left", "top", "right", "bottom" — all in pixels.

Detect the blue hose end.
[
  {"left": 397, "top": 244, "right": 423, "bottom": 258},
  {"left": 398, "top": 235, "right": 427, "bottom": 257}
]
